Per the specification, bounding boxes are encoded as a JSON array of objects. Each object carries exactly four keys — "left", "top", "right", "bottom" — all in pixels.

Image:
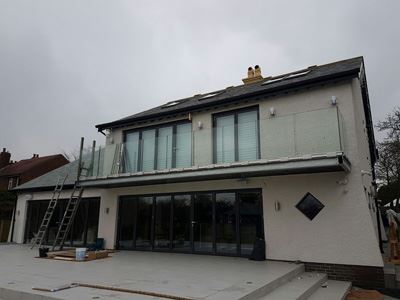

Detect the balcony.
[{"left": 79, "top": 107, "right": 350, "bottom": 188}]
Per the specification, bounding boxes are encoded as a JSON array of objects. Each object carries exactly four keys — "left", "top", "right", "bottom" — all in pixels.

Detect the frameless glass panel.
[
  {"left": 141, "top": 129, "right": 156, "bottom": 171},
  {"left": 154, "top": 196, "right": 171, "bottom": 249},
  {"left": 173, "top": 194, "right": 191, "bottom": 251},
  {"left": 86, "top": 199, "right": 100, "bottom": 244},
  {"left": 215, "top": 115, "right": 235, "bottom": 163},
  {"left": 193, "top": 193, "right": 213, "bottom": 253},
  {"left": 124, "top": 132, "right": 140, "bottom": 173},
  {"left": 238, "top": 110, "right": 259, "bottom": 161},
  {"left": 157, "top": 126, "right": 173, "bottom": 170},
  {"left": 175, "top": 123, "right": 192, "bottom": 168},
  {"left": 216, "top": 193, "right": 237, "bottom": 254},
  {"left": 238, "top": 191, "right": 263, "bottom": 255},
  {"left": 135, "top": 196, "right": 153, "bottom": 249},
  {"left": 118, "top": 198, "right": 135, "bottom": 249}
]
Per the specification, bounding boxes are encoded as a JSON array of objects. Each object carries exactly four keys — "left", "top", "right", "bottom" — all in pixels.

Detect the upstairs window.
[
  {"left": 123, "top": 122, "right": 192, "bottom": 172},
  {"left": 213, "top": 107, "right": 260, "bottom": 164},
  {"left": 8, "top": 177, "right": 19, "bottom": 190}
]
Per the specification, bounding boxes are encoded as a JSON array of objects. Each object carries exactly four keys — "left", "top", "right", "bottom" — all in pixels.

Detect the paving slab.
[
  {"left": 308, "top": 280, "right": 351, "bottom": 300},
  {"left": 0, "top": 244, "right": 303, "bottom": 300},
  {"left": 258, "top": 272, "right": 327, "bottom": 300}
]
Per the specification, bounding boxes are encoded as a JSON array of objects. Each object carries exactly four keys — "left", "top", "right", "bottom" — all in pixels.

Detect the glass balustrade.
[{"left": 80, "top": 107, "right": 346, "bottom": 180}]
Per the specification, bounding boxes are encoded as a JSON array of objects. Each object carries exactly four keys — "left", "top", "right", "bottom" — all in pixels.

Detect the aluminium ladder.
[
  {"left": 31, "top": 175, "right": 68, "bottom": 249},
  {"left": 51, "top": 185, "right": 84, "bottom": 251}
]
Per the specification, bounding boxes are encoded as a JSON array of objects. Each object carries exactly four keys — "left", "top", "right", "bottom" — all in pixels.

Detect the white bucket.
[{"left": 75, "top": 248, "right": 87, "bottom": 261}]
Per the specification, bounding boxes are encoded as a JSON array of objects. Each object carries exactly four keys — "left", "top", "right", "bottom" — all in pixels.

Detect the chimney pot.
[
  {"left": 2, "top": 148, "right": 5, "bottom": 152},
  {"left": 242, "top": 65, "right": 263, "bottom": 84},
  {"left": 247, "top": 67, "right": 254, "bottom": 78},
  {"left": 254, "top": 65, "right": 262, "bottom": 77}
]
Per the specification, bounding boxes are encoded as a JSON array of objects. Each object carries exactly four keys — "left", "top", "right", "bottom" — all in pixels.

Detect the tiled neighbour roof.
[
  {"left": 0, "top": 154, "right": 68, "bottom": 177},
  {"left": 96, "top": 57, "right": 364, "bottom": 131},
  {"left": 13, "top": 159, "right": 79, "bottom": 191}
]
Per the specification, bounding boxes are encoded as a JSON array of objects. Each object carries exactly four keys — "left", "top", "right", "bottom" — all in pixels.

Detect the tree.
[{"left": 376, "top": 107, "right": 400, "bottom": 209}]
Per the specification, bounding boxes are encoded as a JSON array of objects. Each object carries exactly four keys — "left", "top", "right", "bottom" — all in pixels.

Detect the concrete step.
[
  {"left": 257, "top": 272, "right": 327, "bottom": 300},
  {"left": 236, "top": 263, "right": 305, "bottom": 300},
  {"left": 308, "top": 280, "right": 352, "bottom": 300}
]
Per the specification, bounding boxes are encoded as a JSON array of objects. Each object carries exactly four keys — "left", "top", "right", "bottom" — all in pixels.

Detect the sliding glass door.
[
  {"left": 124, "top": 122, "right": 192, "bottom": 173},
  {"left": 193, "top": 193, "right": 213, "bottom": 253},
  {"left": 24, "top": 198, "right": 100, "bottom": 246},
  {"left": 214, "top": 107, "right": 259, "bottom": 164},
  {"left": 117, "top": 189, "right": 263, "bottom": 257},
  {"left": 172, "top": 194, "right": 191, "bottom": 251}
]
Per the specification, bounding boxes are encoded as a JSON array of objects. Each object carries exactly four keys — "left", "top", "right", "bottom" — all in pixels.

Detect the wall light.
[
  {"left": 331, "top": 96, "right": 337, "bottom": 105},
  {"left": 274, "top": 201, "right": 280, "bottom": 211},
  {"left": 197, "top": 121, "right": 203, "bottom": 130},
  {"left": 269, "top": 107, "right": 276, "bottom": 116}
]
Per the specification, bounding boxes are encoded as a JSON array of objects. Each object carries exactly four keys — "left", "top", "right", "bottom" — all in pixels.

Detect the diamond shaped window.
[{"left": 296, "top": 193, "right": 324, "bottom": 220}]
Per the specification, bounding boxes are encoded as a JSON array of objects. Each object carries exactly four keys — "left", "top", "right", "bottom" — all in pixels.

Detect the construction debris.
[{"left": 39, "top": 249, "right": 111, "bottom": 262}]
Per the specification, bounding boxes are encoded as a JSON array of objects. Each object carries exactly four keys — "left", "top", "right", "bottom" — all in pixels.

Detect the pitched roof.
[
  {"left": 96, "top": 56, "right": 364, "bottom": 131},
  {"left": 0, "top": 154, "right": 68, "bottom": 177},
  {"left": 13, "top": 159, "right": 79, "bottom": 191}
]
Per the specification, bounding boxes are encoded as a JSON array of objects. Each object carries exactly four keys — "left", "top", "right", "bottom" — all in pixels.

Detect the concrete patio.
[{"left": 0, "top": 244, "right": 353, "bottom": 300}]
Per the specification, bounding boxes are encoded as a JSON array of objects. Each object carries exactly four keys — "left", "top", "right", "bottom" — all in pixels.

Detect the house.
[
  {"left": 0, "top": 149, "right": 69, "bottom": 191},
  {"left": 0, "top": 149, "right": 68, "bottom": 242},
  {"left": 13, "top": 57, "right": 384, "bottom": 288}
]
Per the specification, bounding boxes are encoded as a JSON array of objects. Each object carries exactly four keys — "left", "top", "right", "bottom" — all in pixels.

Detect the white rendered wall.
[{"left": 13, "top": 79, "right": 383, "bottom": 267}]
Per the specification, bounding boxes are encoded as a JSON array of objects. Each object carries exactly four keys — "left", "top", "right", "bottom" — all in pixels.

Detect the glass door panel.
[
  {"left": 86, "top": 199, "right": 100, "bottom": 244},
  {"left": 157, "top": 127, "right": 173, "bottom": 170},
  {"left": 175, "top": 123, "right": 192, "bottom": 168},
  {"left": 135, "top": 196, "right": 153, "bottom": 249},
  {"left": 154, "top": 196, "right": 171, "bottom": 249},
  {"left": 238, "top": 191, "right": 264, "bottom": 256},
  {"left": 215, "top": 115, "right": 235, "bottom": 163},
  {"left": 47, "top": 200, "right": 66, "bottom": 245},
  {"left": 124, "top": 132, "right": 140, "bottom": 173},
  {"left": 238, "top": 110, "right": 259, "bottom": 161},
  {"left": 141, "top": 129, "right": 156, "bottom": 171},
  {"left": 216, "top": 193, "right": 237, "bottom": 255},
  {"left": 193, "top": 193, "right": 214, "bottom": 253},
  {"left": 71, "top": 201, "right": 87, "bottom": 246},
  {"left": 118, "top": 198, "right": 135, "bottom": 249},
  {"left": 172, "top": 194, "right": 191, "bottom": 251}
]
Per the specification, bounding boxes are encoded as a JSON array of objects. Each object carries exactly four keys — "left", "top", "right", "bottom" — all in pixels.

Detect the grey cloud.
[{"left": 0, "top": 0, "right": 399, "bottom": 159}]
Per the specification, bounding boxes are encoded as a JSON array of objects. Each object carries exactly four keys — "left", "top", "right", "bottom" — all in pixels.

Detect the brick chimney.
[
  {"left": 242, "top": 65, "right": 264, "bottom": 84},
  {"left": 0, "top": 148, "right": 11, "bottom": 169}
]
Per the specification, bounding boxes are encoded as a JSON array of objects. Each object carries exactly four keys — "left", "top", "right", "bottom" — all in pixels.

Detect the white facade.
[{"left": 14, "top": 75, "right": 383, "bottom": 268}]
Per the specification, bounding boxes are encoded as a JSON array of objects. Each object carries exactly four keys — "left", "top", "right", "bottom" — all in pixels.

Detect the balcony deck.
[
  {"left": 79, "top": 152, "right": 350, "bottom": 188},
  {"left": 79, "top": 107, "right": 349, "bottom": 188}
]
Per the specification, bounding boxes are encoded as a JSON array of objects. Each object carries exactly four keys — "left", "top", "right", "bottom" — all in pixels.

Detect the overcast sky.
[{"left": 0, "top": 0, "right": 399, "bottom": 160}]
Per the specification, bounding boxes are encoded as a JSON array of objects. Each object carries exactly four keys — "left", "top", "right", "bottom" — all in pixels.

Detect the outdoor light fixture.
[
  {"left": 105, "top": 207, "right": 110, "bottom": 214},
  {"left": 197, "top": 121, "right": 203, "bottom": 129},
  {"left": 274, "top": 201, "right": 280, "bottom": 211},
  {"left": 269, "top": 107, "right": 276, "bottom": 116},
  {"left": 331, "top": 96, "right": 337, "bottom": 105}
]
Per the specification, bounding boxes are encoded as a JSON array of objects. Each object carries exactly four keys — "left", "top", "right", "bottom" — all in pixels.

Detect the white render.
[{"left": 13, "top": 76, "right": 383, "bottom": 268}]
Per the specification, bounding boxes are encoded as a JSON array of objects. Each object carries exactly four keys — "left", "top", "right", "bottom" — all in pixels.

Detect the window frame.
[
  {"left": 123, "top": 120, "right": 192, "bottom": 172},
  {"left": 212, "top": 106, "right": 260, "bottom": 164}
]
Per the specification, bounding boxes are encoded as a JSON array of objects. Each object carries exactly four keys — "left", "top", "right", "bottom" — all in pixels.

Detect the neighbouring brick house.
[{"left": 0, "top": 148, "right": 68, "bottom": 241}]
